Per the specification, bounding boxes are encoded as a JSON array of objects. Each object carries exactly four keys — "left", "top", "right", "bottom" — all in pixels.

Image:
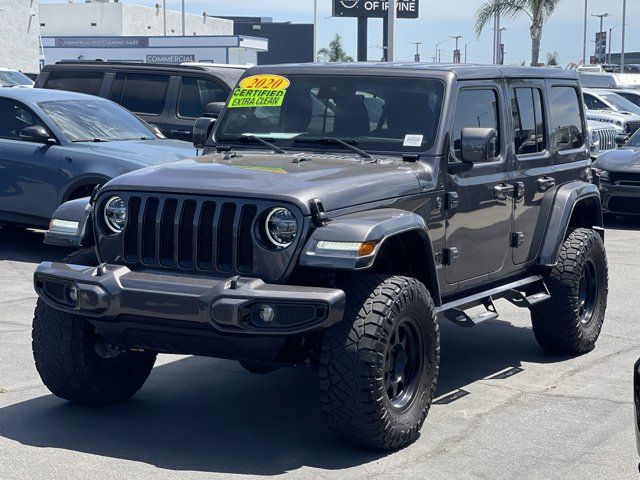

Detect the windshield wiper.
[
  {"left": 232, "top": 135, "right": 286, "bottom": 154},
  {"left": 294, "top": 136, "right": 372, "bottom": 159},
  {"left": 70, "top": 138, "right": 111, "bottom": 143}
]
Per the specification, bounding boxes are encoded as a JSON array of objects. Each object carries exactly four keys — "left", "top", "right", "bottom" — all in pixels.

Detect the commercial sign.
[
  {"left": 594, "top": 32, "right": 607, "bottom": 63},
  {"left": 146, "top": 54, "right": 196, "bottom": 64},
  {"left": 333, "top": 0, "right": 419, "bottom": 18},
  {"left": 54, "top": 37, "right": 149, "bottom": 48}
]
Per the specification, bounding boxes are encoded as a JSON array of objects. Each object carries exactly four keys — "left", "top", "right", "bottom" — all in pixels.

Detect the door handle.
[
  {"left": 170, "top": 129, "right": 191, "bottom": 136},
  {"left": 537, "top": 176, "right": 556, "bottom": 192},
  {"left": 494, "top": 183, "right": 515, "bottom": 200}
]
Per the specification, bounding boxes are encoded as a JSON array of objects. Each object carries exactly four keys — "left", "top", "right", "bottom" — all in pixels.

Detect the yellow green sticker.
[
  {"left": 228, "top": 74, "right": 290, "bottom": 109},
  {"left": 233, "top": 165, "right": 288, "bottom": 174}
]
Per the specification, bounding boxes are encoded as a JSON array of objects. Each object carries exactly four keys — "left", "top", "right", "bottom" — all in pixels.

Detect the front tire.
[
  {"left": 32, "top": 248, "right": 157, "bottom": 406},
  {"left": 531, "top": 228, "right": 608, "bottom": 354},
  {"left": 319, "top": 275, "right": 440, "bottom": 450}
]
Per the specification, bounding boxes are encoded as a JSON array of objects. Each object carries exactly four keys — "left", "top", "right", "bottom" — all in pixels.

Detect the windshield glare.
[
  {"left": 215, "top": 75, "right": 445, "bottom": 153},
  {"left": 601, "top": 92, "right": 640, "bottom": 114},
  {"left": 38, "top": 99, "right": 156, "bottom": 142},
  {"left": 0, "top": 71, "right": 33, "bottom": 87}
]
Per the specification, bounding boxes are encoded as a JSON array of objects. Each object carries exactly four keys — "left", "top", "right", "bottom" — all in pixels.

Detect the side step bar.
[{"left": 435, "top": 275, "right": 551, "bottom": 327}]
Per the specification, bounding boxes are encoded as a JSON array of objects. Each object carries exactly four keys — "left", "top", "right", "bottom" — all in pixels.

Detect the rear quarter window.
[
  {"left": 43, "top": 71, "right": 104, "bottom": 96},
  {"left": 549, "top": 86, "right": 584, "bottom": 153}
]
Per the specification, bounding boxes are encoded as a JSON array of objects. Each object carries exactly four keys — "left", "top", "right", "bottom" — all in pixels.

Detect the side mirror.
[
  {"left": 193, "top": 117, "right": 216, "bottom": 149},
  {"left": 203, "top": 101, "right": 225, "bottom": 119},
  {"left": 460, "top": 127, "right": 497, "bottom": 163},
  {"left": 20, "top": 125, "right": 54, "bottom": 144}
]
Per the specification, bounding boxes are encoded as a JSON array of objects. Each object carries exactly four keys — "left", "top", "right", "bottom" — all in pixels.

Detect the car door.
[
  {"left": 169, "top": 75, "right": 230, "bottom": 140},
  {"left": 507, "top": 81, "right": 554, "bottom": 265},
  {"left": 0, "top": 98, "right": 61, "bottom": 225},
  {"left": 444, "top": 83, "right": 512, "bottom": 286}
]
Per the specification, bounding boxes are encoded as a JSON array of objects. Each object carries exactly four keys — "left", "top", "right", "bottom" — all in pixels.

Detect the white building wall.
[
  {"left": 39, "top": 2, "right": 232, "bottom": 37},
  {"left": 0, "top": 0, "right": 41, "bottom": 73}
]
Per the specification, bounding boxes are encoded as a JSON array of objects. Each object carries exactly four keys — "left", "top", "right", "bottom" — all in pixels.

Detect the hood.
[
  {"left": 593, "top": 146, "right": 640, "bottom": 172},
  {"left": 587, "top": 110, "right": 640, "bottom": 122},
  {"left": 102, "top": 150, "right": 431, "bottom": 214},
  {"left": 87, "top": 139, "right": 197, "bottom": 166}
]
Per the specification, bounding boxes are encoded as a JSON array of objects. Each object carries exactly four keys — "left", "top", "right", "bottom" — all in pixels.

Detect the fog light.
[
  {"left": 259, "top": 304, "right": 275, "bottom": 323},
  {"left": 68, "top": 284, "right": 78, "bottom": 304}
]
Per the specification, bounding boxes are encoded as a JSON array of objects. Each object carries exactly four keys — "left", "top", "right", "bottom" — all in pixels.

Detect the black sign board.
[{"left": 333, "top": 0, "right": 419, "bottom": 19}]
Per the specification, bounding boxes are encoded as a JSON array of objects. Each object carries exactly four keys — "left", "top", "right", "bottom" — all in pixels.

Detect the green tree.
[
  {"left": 546, "top": 50, "right": 559, "bottom": 65},
  {"left": 317, "top": 34, "right": 354, "bottom": 62},
  {"left": 475, "top": 0, "right": 562, "bottom": 67}
]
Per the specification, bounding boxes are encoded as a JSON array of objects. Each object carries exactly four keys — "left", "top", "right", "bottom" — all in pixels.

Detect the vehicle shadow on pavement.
[
  {"left": 604, "top": 215, "right": 640, "bottom": 231},
  {"left": 0, "top": 228, "right": 72, "bottom": 263},
  {"left": 0, "top": 319, "right": 568, "bottom": 475}
]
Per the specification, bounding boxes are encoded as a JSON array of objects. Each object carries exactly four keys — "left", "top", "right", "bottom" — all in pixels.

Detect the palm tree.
[
  {"left": 317, "top": 34, "right": 354, "bottom": 62},
  {"left": 546, "top": 50, "right": 559, "bottom": 65},
  {"left": 475, "top": 0, "right": 562, "bottom": 67}
]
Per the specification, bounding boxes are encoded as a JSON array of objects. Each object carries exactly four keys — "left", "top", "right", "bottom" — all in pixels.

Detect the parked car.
[
  {"left": 0, "top": 88, "right": 196, "bottom": 229},
  {"left": 583, "top": 89, "right": 640, "bottom": 138},
  {"left": 0, "top": 67, "right": 34, "bottom": 88},
  {"left": 611, "top": 89, "right": 640, "bottom": 110},
  {"left": 34, "top": 64, "right": 607, "bottom": 450},
  {"left": 583, "top": 88, "right": 640, "bottom": 116},
  {"left": 593, "top": 128, "right": 640, "bottom": 217},
  {"left": 35, "top": 61, "right": 245, "bottom": 140}
]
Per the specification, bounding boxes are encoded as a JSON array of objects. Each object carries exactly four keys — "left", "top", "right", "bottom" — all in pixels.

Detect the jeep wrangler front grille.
[
  {"left": 123, "top": 195, "right": 258, "bottom": 274},
  {"left": 626, "top": 121, "right": 640, "bottom": 135}
]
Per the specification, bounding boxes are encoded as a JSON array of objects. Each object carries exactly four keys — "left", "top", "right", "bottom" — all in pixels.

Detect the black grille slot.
[
  {"left": 626, "top": 121, "right": 640, "bottom": 135},
  {"left": 197, "top": 201, "right": 216, "bottom": 270},
  {"left": 217, "top": 203, "right": 236, "bottom": 272},
  {"left": 609, "top": 196, "right": 640, "bottom": 214},
  {"left": 238, "top": 205, "right": 257, "bottom": 273},
  {"left": 609, "top": 171, "right": 640, "bottom": 185},
  {"left": 160, "top": 199, "right": 178, "bottom": 266},
  {"left": 141, "top": 197, "right": 159, "bottom": 264},
  {"left": 178, "top": 200, "right": 197, "bottom": 268},
  {"left": 124, "top": 196, "right": 141, "bottom": 262}
]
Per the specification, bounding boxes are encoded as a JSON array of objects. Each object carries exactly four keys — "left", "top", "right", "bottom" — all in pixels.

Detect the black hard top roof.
[{"left": 247, "top": 62, "right": 579, "bottom": 81}]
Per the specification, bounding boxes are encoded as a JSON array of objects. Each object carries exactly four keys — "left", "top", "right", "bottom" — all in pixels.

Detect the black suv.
[
  {"left": 33, "top": 64, "right": 608, "bottom": 450},
  {"left": 35, "top": 62, "right": 244, "bottom": 140}
]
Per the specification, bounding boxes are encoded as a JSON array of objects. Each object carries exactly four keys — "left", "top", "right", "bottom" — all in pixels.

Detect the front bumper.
[
  {"left": 599, "top": 182, "right": 640, "bottom": 215},
  {"left": 34, "top": 262, "right": 345, "bottom": 336}
]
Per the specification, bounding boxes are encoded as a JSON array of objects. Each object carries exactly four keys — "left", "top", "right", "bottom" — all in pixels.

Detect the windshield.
[
  {"left": 627, "top": 129, "right": 640, "bottom": 147},
  {"left": 38, "top": 99, "right": 157, "bottom": 142},
  {"left": 601, "top": 92, "right": 640, "bottom": 114},
  {"left": 0, "top": 71, "right": 33, "bottom": 87},
  {"left": 215, "top": 74, "right": 445, "bottom": 153}
]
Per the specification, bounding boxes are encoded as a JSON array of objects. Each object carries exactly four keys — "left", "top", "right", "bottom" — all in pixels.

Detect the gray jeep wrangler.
[{"left": 33, "top": 64, "right": 608, "bottom": 450}]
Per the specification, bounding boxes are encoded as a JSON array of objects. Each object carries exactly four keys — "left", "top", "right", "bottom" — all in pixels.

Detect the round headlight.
[
  {"left": 265, "top": 207, "right": 297, "bottom": 248},
  {"left": 103, "top": 196, "right": 127, "bottom": 234}
]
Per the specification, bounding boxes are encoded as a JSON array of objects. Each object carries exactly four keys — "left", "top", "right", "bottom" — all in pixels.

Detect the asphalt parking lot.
[{"left": 1, "top": 221, "right": 639, "bottom": 480}]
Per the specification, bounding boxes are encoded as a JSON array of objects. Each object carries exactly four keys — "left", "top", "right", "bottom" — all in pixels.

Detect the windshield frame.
[
  {"left": 37, "top": 98, "right": 159, "bottom": 143},
  {"left": 212, "top": 73, "right": 448, "bottom": 157}
]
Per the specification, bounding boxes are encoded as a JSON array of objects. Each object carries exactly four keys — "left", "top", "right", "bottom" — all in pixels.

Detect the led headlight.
[
  {"left": 590, "top": 130, "right": 600, "bottom": 154},
  {"left": 265, "top": 207, "right": 297, "bottom": 248},
  {"left": 103, "top": 196, "right": 127, "bottom": 234}
]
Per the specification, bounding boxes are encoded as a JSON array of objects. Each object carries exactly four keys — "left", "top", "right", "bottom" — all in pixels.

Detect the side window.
[
  {"left": 109, "top": 73, "right": 169, "bottom": 116},
  {"left": 177, "top": 77, "right": 228, "bottom": 118},
  {"left": 549, "top": 86, "right": 584, "bottom": 152},
  {"left": 511, "top": 88, "right": 545, "bottom": 155},
  {"left": 0, "top": 98, "right": 45, "bottom": 140},
  {"left": 452, "top": 89, "right": 500, "bottom": 160},
  {"left": 44, "top": 71, "right": 103, "bottom": 96},
  {"left": 583, "top": 93, "right": 608, "bottom": 110}
]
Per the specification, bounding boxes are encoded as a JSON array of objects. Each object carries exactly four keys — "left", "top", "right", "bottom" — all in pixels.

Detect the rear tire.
[
  {"left": 531, "top": 228, "right": 608, "bottom": 354},
  {"left": 319, "top": 275, "right": 439, "bottom": 450},
  {"left": 32, "top": 247, "right": 156, "bottom": 405}
]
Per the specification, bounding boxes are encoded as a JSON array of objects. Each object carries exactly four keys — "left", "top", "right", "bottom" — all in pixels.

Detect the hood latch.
[{"left": 310, "top": 198, "right": 330, "bottom": 227}]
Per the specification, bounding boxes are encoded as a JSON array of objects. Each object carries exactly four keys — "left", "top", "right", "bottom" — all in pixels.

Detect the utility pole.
[
  {"left": 451, "top": 35, "right": 462, "bottom": 63},
  {"left": 163, "top": 0, "right": 167, "bottom": 36},
  {"left": 181, "top": 0, "right": 186, "bottom": 36},
  {"left": 411, "top": 41, "right": 422, "bottom": 62},
  {"left": 608, "top": 24, "right": 620, "bottom": 64},
  {"left": 492, "top": 11, "right": 501, "bottom": 64},
  {"left": 387, "top": 0, "right": 396, "bottom": 62},
  {"left": 313, "top": 0, "right": 318, "bottom": 62},
  {"left": 622, "top": 0, "right": 627, "bottom": 72},
  {"left": 464, "top": 41, "right": 472, "bottom": 63},
  {"left": 497, "top": 27, "right": 506, "bottom": 65},
  {"left": 582, "top": 0, "right": 588, "bottom": 64}
]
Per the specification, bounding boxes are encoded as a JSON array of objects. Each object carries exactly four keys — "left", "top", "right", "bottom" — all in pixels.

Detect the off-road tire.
[
  {"left": 319, "top": 275, "right": 440, "bottom": 450},
  {"left": 32, "top": 248, "right": 157, "bottom": 406},
  {"left": 531, "top": 228, "right": 608, "bottom": 354}
]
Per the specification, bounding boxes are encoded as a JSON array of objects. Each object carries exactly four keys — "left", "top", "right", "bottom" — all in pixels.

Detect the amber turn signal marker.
[{"left": 358, "top": 241, "right": 376, "bottom": 256}]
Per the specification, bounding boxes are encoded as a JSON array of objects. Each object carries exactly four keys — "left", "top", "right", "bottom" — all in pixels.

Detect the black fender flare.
[
  {"left": 44, "top": 196, "right": 94, "bottom": 248},
  {"left": 60, "top": 175, "right": 110, "bottom": 203},
  {"left": 299, "top": 208, "right": 441, "bottom": 304},
  {"left": 537, "top": 181, "right": 603, "bottom": 267}
]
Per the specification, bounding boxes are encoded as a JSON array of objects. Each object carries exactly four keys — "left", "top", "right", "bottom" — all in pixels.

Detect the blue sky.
[{"left": 40, "top": 0, "right": 640, "bottom": 66}]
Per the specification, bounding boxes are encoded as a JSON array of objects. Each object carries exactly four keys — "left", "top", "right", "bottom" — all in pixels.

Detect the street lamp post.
[
  {"left": 622, "top": 0, "right": 627, "bottom": 72},
  {"left": 608, "top": 24, "right": 620, "bottom": 64},
  {"left": 387, "top": 0, "right": 396, "bottom": 61},
  {"left": 181, "top": 0, "right": 186, "bottom": 36},
  {"left": 591, "top": 12, "right": 610, "bottom": 63},
  {"left": 435, "top": 38, "right": 451, "bottom": 63},
  {"left": 464, "top": 41, "right": 472, "bottom": 63},
  {"left": 582, "top": 0, "right": 588, "bottom": 64},
  {"left": 313, "top": 0, "right": 318, "bottom": 62},
  {"left": 411, "top": 41, "right": 423, "bottom": 62},
  {"left": 451, "top": 35, "right": 462, "bottom": 63}
]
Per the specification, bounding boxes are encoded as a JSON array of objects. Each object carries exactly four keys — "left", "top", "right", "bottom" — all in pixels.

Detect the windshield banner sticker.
[
  {"left": 403, "top": 134, "right": 424, "bottom": 147},
  {"left": 228, "top": 74, "right": 290, "bottom": 109}
]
